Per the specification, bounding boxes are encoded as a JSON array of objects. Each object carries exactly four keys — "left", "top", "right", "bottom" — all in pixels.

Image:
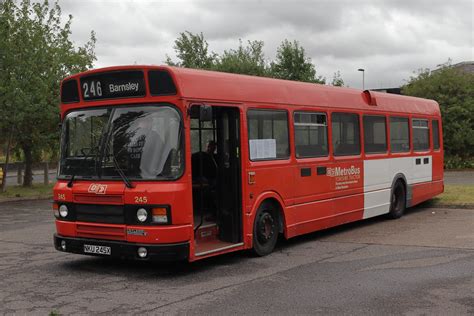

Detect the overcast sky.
[{"left": 61, "top": 0, "right": 473, "bottom": 89}]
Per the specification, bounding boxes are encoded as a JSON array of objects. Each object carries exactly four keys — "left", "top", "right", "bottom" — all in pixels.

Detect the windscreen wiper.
[
  {"left": 111, "top": 154, "right": 134, "bottom": 189},
  {"left": 97, "top": 108, "right": 133, "bottom": 189},
  {"left": 67, "top": 151, "right": 97, "bottom": 188},
  {"left": 101, "top": 145, "right": 134, "bottom": 189}
]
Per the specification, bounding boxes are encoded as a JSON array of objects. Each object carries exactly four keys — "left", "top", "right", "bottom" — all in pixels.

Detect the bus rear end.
[{"left": 53, "top": 66, "right": 193, "bottom": 261}]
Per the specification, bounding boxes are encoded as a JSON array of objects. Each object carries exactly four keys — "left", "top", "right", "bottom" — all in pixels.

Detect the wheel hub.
[{"left": 258, "top": 213, "right": 275, "bottom": 243}]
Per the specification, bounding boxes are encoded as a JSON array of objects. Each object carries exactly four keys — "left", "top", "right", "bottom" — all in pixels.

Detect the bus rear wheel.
[
  {"left": 252, "top": 203, "right": 279, "bottom": 256},
  {"left": 387, "top": 181, "right": 406, "bottom": 219}
]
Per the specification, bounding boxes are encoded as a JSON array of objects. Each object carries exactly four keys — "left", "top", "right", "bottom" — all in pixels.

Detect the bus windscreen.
[{"left": 59, "top": 104, "right": 184, "bottom": 180}]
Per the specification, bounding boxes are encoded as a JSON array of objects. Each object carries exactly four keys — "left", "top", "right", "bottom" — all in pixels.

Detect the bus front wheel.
[
  {"left": 252, "top": 203, "right": 279, "bottom": 256},
  {"left": 387, "top": 181, "right": 406, "bottom": 219}
]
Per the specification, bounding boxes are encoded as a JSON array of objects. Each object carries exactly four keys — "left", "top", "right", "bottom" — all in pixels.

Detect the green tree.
[
  {"left": 213, "top": 40, "right": 267, "bottom": 76},
  {"left": 166, "top": 31, "right": 215, "bottom": 69},
  {"left": 270, "top": 40, "right": 325, "bottom": 84},
  {"left": 0, "top": 0, "right": 96, "bottom": 187},
  {"left": 331, "top": 71, "right": 345, "bottom": 87},
  {"left": 402, "top": 61, "right": 474, "bottom": 158}
]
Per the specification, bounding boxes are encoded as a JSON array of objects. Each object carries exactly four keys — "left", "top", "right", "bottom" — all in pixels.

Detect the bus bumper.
[{"left": 54, "top": 234, "right": 189, "bottom": 261}]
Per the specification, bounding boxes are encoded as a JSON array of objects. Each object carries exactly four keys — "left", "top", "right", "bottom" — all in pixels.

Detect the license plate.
[{"left": 84, "top": 244, "right": 111, "bottom": 255}]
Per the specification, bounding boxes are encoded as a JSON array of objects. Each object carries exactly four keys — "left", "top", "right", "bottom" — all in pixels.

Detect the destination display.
[{"left": 80, "top": 70, "right": 146, "bottom": 100}]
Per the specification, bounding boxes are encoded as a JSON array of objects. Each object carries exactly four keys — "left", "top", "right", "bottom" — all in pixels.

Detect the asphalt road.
[
  {"left": 0, "top": 200, "right": 473, "bottom": 315},
  {"left": 444, "top": 170, "right": 474, "bottom": 185}
]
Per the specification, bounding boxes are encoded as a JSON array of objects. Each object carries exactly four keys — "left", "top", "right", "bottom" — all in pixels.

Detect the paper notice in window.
[{"left": 249, "top": 139, "right": 277, "bottom": 160}]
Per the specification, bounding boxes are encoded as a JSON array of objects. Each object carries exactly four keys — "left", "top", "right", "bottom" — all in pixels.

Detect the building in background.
[
  {"left": 434, "top": 61, "right": 474, "bottom": 74},
  {"left": 370, "top": 87, "right": 402, "bottom": 94},
  {"left": 371, "top": 61, "right": 473, "bottom": 95}
]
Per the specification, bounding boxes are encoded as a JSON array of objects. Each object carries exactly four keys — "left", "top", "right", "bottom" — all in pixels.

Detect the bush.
[
  {"left": 402, "top": 62, "right": 474, "bottom": 159},
  {"left": 444, "top": 155, "right": 474, "bottom": 170}
]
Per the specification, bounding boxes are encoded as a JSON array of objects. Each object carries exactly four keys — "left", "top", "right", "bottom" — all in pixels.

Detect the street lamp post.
[{"left": 358, "top": 68, "right": 365, "bottom": 90}]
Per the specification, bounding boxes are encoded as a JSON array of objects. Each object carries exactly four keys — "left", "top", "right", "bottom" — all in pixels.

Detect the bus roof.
[
  {"left": 65, "top": 65, "right": 441, "bottom": 116},
  {"left": 170, "top": 66, "right": 440, "bottom": 116}
]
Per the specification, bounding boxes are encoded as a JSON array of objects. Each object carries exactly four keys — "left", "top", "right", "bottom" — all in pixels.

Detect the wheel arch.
[
  {"left": 391, "top": 173, "right": 410, "bottom": 208},
  {"left": 250, "top": 191, "right": 288, "bottom": 239}
]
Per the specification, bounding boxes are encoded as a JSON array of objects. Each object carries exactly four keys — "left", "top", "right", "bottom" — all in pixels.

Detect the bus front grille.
[
  {"left": 76, "top": 223, "right": 125, "bottom": 240},
  {"left": 75, "top": 204, "right": 124, "bottom": 224},
  {"left": 73, "top": 194, "right": 123, "bottom": 204}
]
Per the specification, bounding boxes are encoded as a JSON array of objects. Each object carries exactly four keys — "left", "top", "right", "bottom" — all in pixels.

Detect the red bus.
[{"left": 53, "top": 65, "right": 443, "bottom": 261}]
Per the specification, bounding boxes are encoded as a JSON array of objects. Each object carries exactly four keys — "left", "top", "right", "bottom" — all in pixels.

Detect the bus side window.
[
  {"left": 294, "top": 111, "right": 328, "bottom": 158},
  {"left": 432, "top": 120, "right": 440, "bottom": 150},
  {"left": 247, "top": 109, "right": 289, "bottom": 160},
  {"left": 390, "top": 117, "right": 410, "bottom": 153},
  {"left": 363, "top": 115, "right": 387, "bottom": 154},
  {"left": 412, "top": 118, "right": 430, "bottom": 152},
  {"left": 331, "top": 112, "right": 360, "bottom": 156}
]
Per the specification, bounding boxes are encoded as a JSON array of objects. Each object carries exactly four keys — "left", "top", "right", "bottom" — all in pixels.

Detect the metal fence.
[{"left": 0, "top": 162, "right": 57, "bottom": 186}]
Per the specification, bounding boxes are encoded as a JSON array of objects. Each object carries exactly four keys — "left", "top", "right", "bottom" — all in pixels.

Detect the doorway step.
[{"left": 194, "top": 223, "right": 243, "bottom": 257}]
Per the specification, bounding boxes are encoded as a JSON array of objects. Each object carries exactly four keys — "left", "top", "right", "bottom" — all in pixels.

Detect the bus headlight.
[
  {"left": 136, "top": 208, "right": 148, "bottom": 223},
  {"left": 59, "top": 205, "right": 69, "bottom": 218}
]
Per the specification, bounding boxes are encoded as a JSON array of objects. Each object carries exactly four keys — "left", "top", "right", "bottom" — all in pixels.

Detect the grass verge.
[
  {"left": 0, "top": 184, "right": 54, "bottom": 202},
  {"left": 429, "top": 184, "right": 474, "bottom": 208}
]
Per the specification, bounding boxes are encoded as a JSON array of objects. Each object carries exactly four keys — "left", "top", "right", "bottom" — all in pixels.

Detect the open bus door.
[{"left": 190, "top": 104, "right": 242, "bottom": 257}]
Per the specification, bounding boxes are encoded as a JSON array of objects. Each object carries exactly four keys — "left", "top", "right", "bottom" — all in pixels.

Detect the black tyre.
[
  {"left": 387, "top": 180, "right": 406, "bottom": 219},
  {"left": 252, "top": 203, "right": 279, "bottom": 256}
]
